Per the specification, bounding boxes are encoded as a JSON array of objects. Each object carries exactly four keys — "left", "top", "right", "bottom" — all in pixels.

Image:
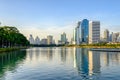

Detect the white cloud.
[{"left": 19, "top": 23, "right": 76, "bottom": 43}]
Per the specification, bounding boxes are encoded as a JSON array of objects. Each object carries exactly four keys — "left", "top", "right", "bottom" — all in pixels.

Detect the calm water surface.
[{"left": 0, "top": 47, "right": 120, "bottom": 80}]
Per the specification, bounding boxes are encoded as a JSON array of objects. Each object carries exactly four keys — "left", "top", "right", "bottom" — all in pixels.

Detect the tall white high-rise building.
[
  {"left": 89, "top": 21, "right": 100, "bottom": 44},
  {"left": 111, "top": 32, "right": 119, "bottom": 42},
  {"left": 72, "top": 22, "right": 80, "bottom": 45},
  {"left": 117, "top": 33, "right": 120, "bottom": 42},
  {"left": 29, "top": 34, "right": 35, "bottom": 44},
  {"left": 47, "top": 35, "right": 53, "bottom": 45},
  {"left": 109, "top": 32, "right": 120, "bottom": 42},
  {"left": 72, "top": 28, "right": 76, "bottom": 44},
  {"left": 35, "top": 36, "right": 40, "bottom": 45},
  {"left": 61, "top": 32, "right": 67, "bottom": 44},
  {"left": 76, "top": 26, "right": 80, "bottom": 45},
  {"left": 103, "top": 29, "right": 109, "bottom": 42}
]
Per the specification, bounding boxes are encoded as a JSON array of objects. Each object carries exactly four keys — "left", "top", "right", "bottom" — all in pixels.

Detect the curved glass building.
[{"left": 80, "top": 19, "right": 89, "bottom": 43}]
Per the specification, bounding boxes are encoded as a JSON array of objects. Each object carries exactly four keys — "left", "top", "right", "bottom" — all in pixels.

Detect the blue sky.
[{"left": 0, "top": 0, "right": 120, "bottom": 41}]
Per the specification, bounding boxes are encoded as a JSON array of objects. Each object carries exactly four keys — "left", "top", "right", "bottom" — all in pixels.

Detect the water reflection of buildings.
[
  {"left": 47, "top": 48, "right": 53, "bottom": 60},
  {"left": 27, "top": 47, "right": 53, "bottom": 61},
  {"left": 60, "top": 48, "right": 67, "bottom": 62},
  {"left": 73, "top": 48, "right": 100, "bottom": 76},
  {"left": 89, "top": 51, "right": 100, "bottom": 74},
  {"left": 102, "top": 52, "right": 109, "bottom": 66},
  {"left": 101, "top": 52, "right": 120, "bottom": 67}
]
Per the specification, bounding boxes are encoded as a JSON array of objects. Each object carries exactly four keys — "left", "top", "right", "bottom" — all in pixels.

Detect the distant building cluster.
[
  {"left": 29, "top": 19, "right": 120, "bottom": 45},
  {"left": 71, "top": 19, "right": 100, "bottom": 45},
  {"left": 58, "top": 32, "right": 69, "bottom": 45},
  {"left": 101, "top": 30, "right": 120, "bottom": 43},
  {"left": 29, "top": 35, "right": 55, "bottom": 45}
]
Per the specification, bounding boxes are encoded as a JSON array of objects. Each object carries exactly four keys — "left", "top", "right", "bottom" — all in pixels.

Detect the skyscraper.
[
  {"left": 73, "top": 19, "right": 89, "bottom": 44},
  {"left": 47, "top": 35, "right": 53, "bottom": 45},
  {"left": 89, "top": 21, "right": 100, "bottom": 44},
  {"left": 61, "top": 32, "right": 67, "bottom": 44},
  {"left": 29, "top": 34, "right": 35, "bottom": 44},
  {"left": 76, "top": 26, "right": 80, "bottom": 45},
  {"left": 109, "top": 33, "right": 112, "bottom": 42},
  {"left": 35, "top": 36, "right": 40, "bottom": 45},
  {"left": 72, "top": 28, "right": 77, "bottom": 44},
  {"left": 103, "top": 29, "right": 109, "bottom": 42},
  {"left": 73, "top": 22, "right": 80, "bottom": 45},
  {"left": 111, "top": 32, "right": 119, "bottom": 42},
  {"left": 117, "top": 33, "right": 120, "bottom": 42},
  {"left": 72, "top": 19, "right": 100, "bottom": 44},
  {"left": 80, "top": 19, "right": 89, "bottom": 43}
]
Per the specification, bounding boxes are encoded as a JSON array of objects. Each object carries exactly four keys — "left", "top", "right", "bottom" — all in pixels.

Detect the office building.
[
  {"left": 111, "top": 32, "right": 119, "bottom": 42},
  {"left": 103, "top": 29, "right": 109, "bottom": 42},
  {"left": 35, "top": 36, "right": 40, "bottom": 45},
  {"left": 61, "top": 32, "right": 67, "bottom": 44},
  {"left": 80, "top": 19, "right": 89, "bottom": 43},
  {"left": 117, "top": 33, "right": 120, "bottom": 42},
  {"left": 47, "top": 35, "right": 53, "bottom": 45},
  {"left": 109, "top": 32, "right": 113, "bottom": 42},
  {"left": 76, "top": 26, "right": 80, "bottom": 45},
  {"left": 29, "top": 34, "right": 35, "bottom": 44},
  {"left": 72, "top": 28, "right": 77, "bottom": 44},
  {"left": 73, "top": 19, "right": 89, "bottom": 44},
  {"left": 41, "top": 38, "right": 47, "bottom": 45},
  {"left": 72, "top": 22, "right": 80, "bottom": 45},
  {"left": 89, "top": 21, "right": 100, "bottom": 44}
]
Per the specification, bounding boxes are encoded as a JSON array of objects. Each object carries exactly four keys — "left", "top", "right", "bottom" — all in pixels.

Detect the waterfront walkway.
[{"left": 90, "top": 48, "right": 120, "bottom": 52}]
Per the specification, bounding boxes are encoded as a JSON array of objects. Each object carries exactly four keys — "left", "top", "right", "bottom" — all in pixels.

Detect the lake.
[{"left": 0, "top": 47, "right": 120, "bottom": 80}]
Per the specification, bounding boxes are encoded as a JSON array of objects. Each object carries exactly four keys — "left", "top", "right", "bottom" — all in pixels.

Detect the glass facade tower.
[{"left": 81, "top": 19, "right": 89, "bottom": 43}]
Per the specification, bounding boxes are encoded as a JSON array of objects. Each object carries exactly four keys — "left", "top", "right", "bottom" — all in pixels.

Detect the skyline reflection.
[
  {"left": 1, "top": 48, "right": 120, "bottom": 80},
  {"left": 73, "top": 48, "right": 100, "bottom": 76}
]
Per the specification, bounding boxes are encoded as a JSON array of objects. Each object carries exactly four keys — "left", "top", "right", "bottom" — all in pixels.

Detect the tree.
[{"left": 0, "top": 26, "right": 29, "bottom": 48}]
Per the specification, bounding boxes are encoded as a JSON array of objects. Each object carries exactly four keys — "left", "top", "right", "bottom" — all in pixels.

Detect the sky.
[{"left": 0, "top": 0, "right": 120, "bottom": 42}]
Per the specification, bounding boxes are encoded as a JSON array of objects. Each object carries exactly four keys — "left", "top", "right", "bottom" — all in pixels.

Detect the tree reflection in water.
[{"left": 0, "top": 50, "right": 26, "bottom": 78}]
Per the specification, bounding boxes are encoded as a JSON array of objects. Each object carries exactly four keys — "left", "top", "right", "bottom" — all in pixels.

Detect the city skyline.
[{"left": 0, "top": 0, "right": 120, "bottom": 42}]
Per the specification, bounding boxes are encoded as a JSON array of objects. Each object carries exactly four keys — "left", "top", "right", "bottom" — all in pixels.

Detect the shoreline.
[
  {"left": 1, "top": 46, "right": 120, "bottom": 53},
  {"left": 30, "top": 45, "right": 120, "bottom": 48},
  {"left": 63, "top": 45, "right": 120, "bottom": 48},
  {"left": 63, "top": 45, "right": 120, "bottom": 52},
  {"left": 0, "top": 47, "right": 28, "bottom": 53}
]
